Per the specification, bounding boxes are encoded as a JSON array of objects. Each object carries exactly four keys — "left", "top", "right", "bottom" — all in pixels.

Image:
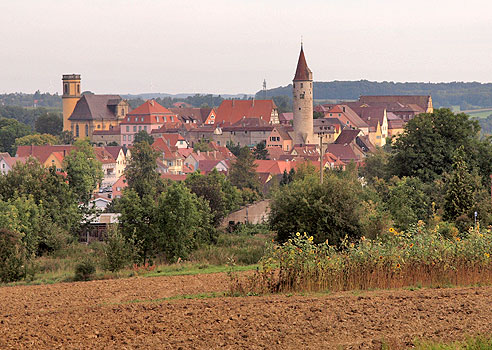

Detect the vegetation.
[
  {"left": 236, "top": 224, "right": 492, "bottom": 294},
  {"left": 0, "top": 228, "right": 28, "bottom": 283},
  {"left": 253, "top": 141, "right": 268, "bottom": 160},
  {"left": 133, "top": 130, "right": 154, "bottom": 145},
  {"left": 14, "top": 133, "right": 58, "bottom": 147},
  {"left": 258, "top": 81, "right": 492, "bottom": 109},
  {"left": 229, "top": 146, "right": 262, "bottom": 202},
  {"left": 34, "top": 112, "right": 63, "bottom": 135},
  {"left": 0, "top": 117, "right": 31, "bottom": 155}
]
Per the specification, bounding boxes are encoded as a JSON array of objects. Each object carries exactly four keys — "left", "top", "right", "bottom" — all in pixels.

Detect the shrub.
[
  {"left": 0, "top": 228, "right": 27, "bottom": 283},
  {"left": 102, "top": 226, "right": 132, "bottom": 272},
  {"left": 237, "top": 223, "right": 492, "bottom": 294},
  {"left": 74, "top": 258, "right": 96, "bottom": 281}
]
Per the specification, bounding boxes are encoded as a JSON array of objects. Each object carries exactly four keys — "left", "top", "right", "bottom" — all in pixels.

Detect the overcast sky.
[{"left": 1, "top": 0, "right": 491, "bottom": 95}]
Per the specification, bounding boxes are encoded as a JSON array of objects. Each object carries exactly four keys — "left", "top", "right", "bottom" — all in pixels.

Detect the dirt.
[{"left": 0, "top": 273, "right": 491, "bottom": 349}]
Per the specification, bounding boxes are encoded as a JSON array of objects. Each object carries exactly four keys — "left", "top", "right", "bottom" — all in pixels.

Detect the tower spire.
[{"left": 293, "top": 43, "right": 312, "bottom": 81}]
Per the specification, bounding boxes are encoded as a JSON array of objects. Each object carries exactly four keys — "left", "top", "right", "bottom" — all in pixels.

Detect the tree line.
[{"left": 257, "top": 81, "right": 492, "bottom": 109}]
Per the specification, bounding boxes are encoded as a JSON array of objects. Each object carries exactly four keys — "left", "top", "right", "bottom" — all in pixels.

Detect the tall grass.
[{"left": 235, "top": 223, "right": 492, "bottom": 294}]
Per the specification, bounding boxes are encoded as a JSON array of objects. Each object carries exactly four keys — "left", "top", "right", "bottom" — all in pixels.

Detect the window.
[
  {"left": 135, "top": 117, "right": 138, "bottom": 122},
  {"left": 85, "top": 124, "right": 89, "bottom": 137},
  {"left": 77, "top": 85, "right": 80, "bottom": 94},
  {"left": 300, "top": 83, "right": 303, "bottom": 88},
  {"left": 97, "top": 124, "right": 101, "bottom": 129},
  {"left": 127, "top": 117, "right": 130, "bottom": 122},
  {"left": 140, "top": 117, "right": 144, "bottom": 122},
  {"left": 300, "top": 92, "right": 305, "bottom": 99},
  {"left": 128, "top": 135, "right": 132, "bottom": 141},
  {"left": 133, "top": 126, "right": 137, "bottom": 132},
  {"left": 144, "top": 125, "right": 147, "bottom": 131},
  {"left": 293, "top": 83, "right": 295, "bottom": 88},
  {"left": 156, "top": 116, "right": 159, "bottom": 122},
  {"left": 76, "top": 124, "right": 79, "bottom": 137},
  {"left": 64, "top": 84, "right": 68, "bottom": 94},
  {"left": 123, "top": 135, "right": 126, "bottom": 141},
  {"left": 126, "top": 126, "right": 129, "bottom": 132},
  {"left": 170, "top": 116, "right": 174, "bottom": 122},
  {"left": 163, "top": 116, "right": 167, "bottom": 122},
  {"left": 138, "top": 126, "right": 142, "bottom": 131}
]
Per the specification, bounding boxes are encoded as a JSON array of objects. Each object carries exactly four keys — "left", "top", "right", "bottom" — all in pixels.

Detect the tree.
[
  {"left": 390, "top": 109, "right": 481, "bottom": 182},
  {"left": 34, "top": 112, "right": 63, "bottom": 135},
  {"left": 226, "top": 141, "right": 241, "bottom": 157},
  {"left": 133, "top": 130, "right": 154, "bottom": 145},
  {"left": 253, "top": 141, "right": 269, "bottom": 160},
  {"left": 229, "top": 147, "right": 261, "bottom": 192},
  {"left": 124, "top": 141, "right": 161, "bottom": 198},
  {"left": 155, "top": 183, "right": 214, "bottom": 261},
  {"left": 193, "top": 138, "right": 212, "bottom": 152},
  {"left": 15, "top": 134, "right": 58, "bottom": 148},
  {"left": 313, "top": 111, "right": 324, "bottom": 119},
  {"left": 63, "top": 139, "right": 103, "bottom": 205},
  {"left": 185, "top": 169, "right": 241, "bottom": 226},
  {"left": 0, "top": 118, "right": 31, "bottom": 155},
  {"left": 0, "top": 229, "right": 27, "bottom": 283},
  {"left": 58, "top": 130, "right": 75, "bottom": 145},
  {"left": 443, "top": 147, "right": 479, "bottom": 226},
  {"left": 270, "top": 173, "right": 366, "bottom": 245},
  {"left": 359, "top": 148, "right": 390, "bottom": 183}
]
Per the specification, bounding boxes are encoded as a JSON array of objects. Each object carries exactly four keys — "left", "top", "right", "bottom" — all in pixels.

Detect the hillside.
[{"left": 256, "top": 80, "right": 492, "bottom": 109}]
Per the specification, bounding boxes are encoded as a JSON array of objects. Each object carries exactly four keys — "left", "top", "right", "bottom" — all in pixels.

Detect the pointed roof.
[
  {"left": 293, "top": 45, "right": 312, "bottom": 81},
  {"left": 129, "top": 100, "right": 173, "bottom": 115}
]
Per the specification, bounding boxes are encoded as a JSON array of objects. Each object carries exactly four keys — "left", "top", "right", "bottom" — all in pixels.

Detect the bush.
[
  {"left": 0, "top": 228, "right": 27, "bottom": 283},
  {"left": 74, "top": 258, "right": 96, "bottom": 281},
  {"left": 102, "top": 226, "right": 132, "bottom": 272}
]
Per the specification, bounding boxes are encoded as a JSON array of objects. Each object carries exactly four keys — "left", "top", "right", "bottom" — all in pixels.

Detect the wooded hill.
[{"left": 255, "top": 81, "right": 492, "bottom": 109}]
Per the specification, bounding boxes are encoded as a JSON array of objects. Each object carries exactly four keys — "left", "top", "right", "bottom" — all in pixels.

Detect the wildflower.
[
  {"left": 308, "top": 236, "right": 314, "bottom": 242},
  {"left": 350, "top": 243, "right": 355, "bottom": 248},
  {"left": 361, "top": 236, "right": 366, "bottom": 241},
  {"left": 379, "top": 256, "right": 383, "bottom": 260},
  {"left": 296, "top": 232, "right": 300, "bottom": 237},
  {"left": 485, "top": 253, "right": 490, "bottom": 259},
  {"left": 325, "top": 239, "right": 329, "bottom": 244},
  {"left": 389, "top": 227, "right": 395, "bottom": 233},
  {"left": 396, "top": 263, "right": 401, "bottom": 269},
  {"left": 409, "top": 243, "right": 414, "bottom": 248},
  {"left": 456, "top": 237, "right": 461, "bottom": 242}
]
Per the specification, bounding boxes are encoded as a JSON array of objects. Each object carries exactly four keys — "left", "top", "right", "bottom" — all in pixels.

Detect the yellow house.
[
  {"left": 68, "top": 94, "right": 129, "bottom": 140},
  {"left": 43, "top": 152, "right": 65, "bottom": 172}
]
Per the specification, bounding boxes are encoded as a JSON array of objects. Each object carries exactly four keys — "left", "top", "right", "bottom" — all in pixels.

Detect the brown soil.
[{"left": 0, "top": 273, "right": 491, "bottom": 349}]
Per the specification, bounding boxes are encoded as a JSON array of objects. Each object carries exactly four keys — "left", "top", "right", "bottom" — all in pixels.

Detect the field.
[
  {"left": 1, "top": 272, "right": 491, "bottom": 349},
  {"left": 458, "top": 108, "right": 492, "bottom": 119}
]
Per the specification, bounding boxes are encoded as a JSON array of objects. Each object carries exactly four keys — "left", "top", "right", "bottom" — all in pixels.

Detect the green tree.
[
  {"left": 226, "top": 141, "right": 241, "bottom": 157},
  {"left": 58, "top": 130, "right": 75, "bottom": 145},
  {"left": 229, "top": 146, "right": 261, "bottom": 197},
  {"left": 359, "top": 148, "right": 390, "bottom": 183},
  {"left": 34, "top": 112, "right": 63, "bottom": 135},
  {"left": 0, "top": 118, "right": 32, "bottom": 155},
  {"left": 133, "top": 130, "right": 154, "bottom": 145},
  {"left": 124, "top": 141, "right": 161, "bottom": 198},
  {"left": 390, "top": 109, "right": 481, "bottom": 182},
  {"left": 0, "top": 229, "right": 27, "bottom": 283},
  {"left": 185, "top": 169, "right": 240, "bottom": 226},
  {"left": 313, "top": 111, "right": 324, "bottom": 119},
  {"left": 253, "top": 141, "right": 269, "bottom": 160},
  {"left": 155, "top": 183, "right": 214, "bottom": 261},
  {"left": 193, "top": 138, "right": 212, "bottom": 152},
  {"left": 270, "top": 173, "right": 366, "bottom": 245},
  {"left": 15, "top": 134, "right": 58, "bottom": 148},
  {"left": 63, "top": 140, "right": 103, "bottom": 205},
  {"left": 443, "top": 147, "right": 479, "bottom": 225}
]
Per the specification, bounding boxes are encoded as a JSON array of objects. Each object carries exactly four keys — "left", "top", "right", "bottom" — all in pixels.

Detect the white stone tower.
[{"left": 293, "top": 44, "right": 314, "bottom": 145}]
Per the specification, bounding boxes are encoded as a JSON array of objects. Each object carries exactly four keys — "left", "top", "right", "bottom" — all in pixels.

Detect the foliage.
[
  {"left": 270, "top": 172, "right": 368, "bottom": 245},
  {"left": 155, "top": 183, "right": 215, "bottom": 261},
  {"left": 229, "top": 146, "right": 261, "bottom": 198},
  {"left": 253, "top": 141, "right": 268, "bottom": 160},
  {"left": 280, "top": 169, "right": 295, "bottom": 186},
  {"left": 390, "top": 109, "right": 482, "bottom": 183},
  {"left": 359, "top": 147, "right": 391, "bottom": 183},
  {"left": 443, "top": 147, "right": 480, "bottom": 226},
  {"left": 0, "top": 158, "right": 80, "bottom": 243},
  {"left": 0, "top": 229, "right": 27, "bottom": 283},
  {"left": 193, "top": 138, "right": 212, "bottom": 152},
  {"left": 0, "top": 91, "right": 61, "bottom": 109},
  {"left": 257, "top": 80, "right": 492, "bottom": 109},
  {"left": 34, "top": 112, "right": 63, "bottom": 135},
  {"left": 240, "top": 224, "right": 492, "bottom": 294},
  {"left": 63, "top": 139, "right": 103, "bottom": 205},
  {"left": 226, "top": 141, "right": 241, "bottom": 157},
  {"left": 133, "top": 130, "right": 154, "bottom": 145},
  {"left": 74, "top": 258, "right": 96, "bottom": 281},
  {"left": 58, "top": 130, "right": 75, "bottom": 144},
  {"left": 124, "top": 141, "right": 161, "bottom": 198},
  {"left": 0, "top": 117, "right": 32, "bottom": 155},
  {"left": 313, "top": 111, "right": 324, "bottom": 119},
  {"left": 15, "top": 133, "right": 58, "bottom": 148},
  {"left": 185, "top": 169, "right": 241, "bottom": 226},
  {"left": 101, "top": 225, "right": 133, "bottom": 272}
]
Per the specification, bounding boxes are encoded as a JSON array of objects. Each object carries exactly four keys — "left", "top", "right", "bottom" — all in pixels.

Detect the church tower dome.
[{"left": 292, "top": 45, "right": 314, "bottom": 145}]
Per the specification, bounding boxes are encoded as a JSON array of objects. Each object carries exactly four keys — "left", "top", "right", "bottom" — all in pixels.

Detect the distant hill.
[{"left": 255, "top": 81, "right": 492, "bottom": 110}]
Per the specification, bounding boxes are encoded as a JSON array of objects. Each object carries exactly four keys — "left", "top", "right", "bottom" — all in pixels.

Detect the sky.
[{"left": 1, "top": 0, "right": 491, "bottom": 95}]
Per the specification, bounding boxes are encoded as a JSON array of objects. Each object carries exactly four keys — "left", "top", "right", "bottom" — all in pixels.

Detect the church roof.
[
  {"left": 293, "top": 46, "right": 312, "bottom": 81},
  {"left": 69, "top": 95, "right": 123, "bottom": 121},
  {"left": 129, "top": 100, "right": 173, "bottom": 115}
]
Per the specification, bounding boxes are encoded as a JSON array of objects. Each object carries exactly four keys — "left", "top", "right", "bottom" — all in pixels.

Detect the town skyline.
[{"left": 1, "top": 0, "right": 492, "bottom": 95}]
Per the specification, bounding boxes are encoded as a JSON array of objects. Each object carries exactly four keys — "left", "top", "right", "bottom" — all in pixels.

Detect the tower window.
[
  {"left": 300, "top": 92, "right": 305, "bottom": 99},
  {"left": 293, "top": 83, "right": 296, "bottom": 88},
  {"left": 64, "top": 84, "right": 68, "bottom": 94},
  {"left": 299, "top": 107, "right": 301, "bottom": 110},
  {"left": 300, "top": 83, "right": 303, "bottom": 88},
  {"left": 76, "top": 125, "right": 79, "bottom": 137},
  {"left": 77, "top": 85, "right": 80, "bottom": 94}
]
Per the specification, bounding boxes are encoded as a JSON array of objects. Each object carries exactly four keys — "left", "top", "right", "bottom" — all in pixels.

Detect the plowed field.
[{"left": 1, "top": 273, "right": 491, "bottom": 349}]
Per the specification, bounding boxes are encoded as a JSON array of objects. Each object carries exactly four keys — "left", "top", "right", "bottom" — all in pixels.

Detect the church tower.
[
  {"left": 293, "top": 44, "right": 314, "bottom": 145},
  {"left": 62, "top": 74, "right": 81, "bottom": 132}
]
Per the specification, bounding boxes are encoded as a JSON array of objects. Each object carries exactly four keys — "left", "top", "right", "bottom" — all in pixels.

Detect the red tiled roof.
[
  {"left": 328, "top": 105, "right": 344, "bottom": 113},
  {"left": 325, "top": 144, "right": 360, "bottom": 163},
  {"left": 267, "top": 147, "right": 286, "bottom": 160},
  {"left": 359, "top": 95, "right": 431, "bottom": 111},
  {"left": 198, "top": 160, "right": 228, "bottom": 174},
  {"left": 16, "top": 145, "right": 76, "bottom": 164},
  {"left": 215, "top": 100, "right": 277, "bottom": 125},
  {"left": 0, "top": 153, "right": 28, "bottom": 168},
  {"left": 104, "top": 146, "right": 123, "bottom": 159},
  {"left": 112, "top": 176, "right": 127, "bottom": 197},
  {"left": 293, "top": 46, "right": 312, "bottom": 81},
  {"left": 129, "top": 100, "right": 173, "bottom": 115},
  {"left": 161, "top": 174, "right": 187, "bottom": 181}
]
